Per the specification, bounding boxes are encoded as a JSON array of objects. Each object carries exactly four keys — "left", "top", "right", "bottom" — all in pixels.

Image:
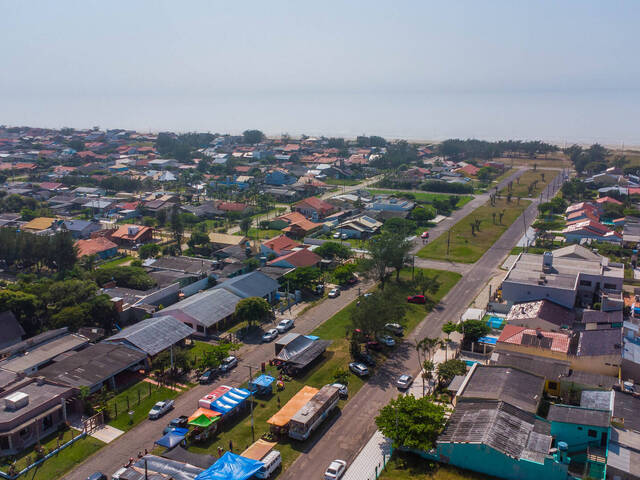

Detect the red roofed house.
[
  {"left": 75, "top": 237, "right": 118, "bottom": 259},
  {"left": 110, "top": 224, "right": 153, "bottom": 247},
  {"left": 276, "top": 212, "right": 322, "bottom": 238},
  {"left": 217, "top": 202, "right": 250, "bottom": 213},
  {"left": 294, "top": 197, "right": 336, "bottom": 220},
  {"left": 562, "top": 220, "right": 622, "bottom": 244},
  {"left": 261, "top": 235, "right": 302, "bottom": 256},
  {"left": 456, "top": 164, "right": 480, "bottom": 176},
  {"left": 497, "top": 325, "right": 571, "bottom": 360},
  {"left": 267, "top": 248, "right": 321, "bottom": 269},
  {"left": 596, "top": 196, "right": 623, "bottom": 206},
  {"left": 38, "top": 182, "right": 64, "bottom": 191},
  {"left": 234, "top": 166, "right": 252, "bottom": 174}
]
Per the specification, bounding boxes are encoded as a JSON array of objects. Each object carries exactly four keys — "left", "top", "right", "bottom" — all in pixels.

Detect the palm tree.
[
  {"left": 415, "top": 337, "right": 439, "bottom": 394},
  {"left": 422, "top": 360, "right": 434, "bottom": 396}
]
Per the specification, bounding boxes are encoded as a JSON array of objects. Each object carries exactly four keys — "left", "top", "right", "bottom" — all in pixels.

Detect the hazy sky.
[{"left": 1, "top": 1, "right": 639, "bottom": 141}]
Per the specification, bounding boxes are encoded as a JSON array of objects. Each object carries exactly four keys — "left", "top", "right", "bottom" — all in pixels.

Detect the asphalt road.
[
  {"left": 65, "top": 279, "right": 374, "bottom": 480},
  {"left": 279, "top": 170, "right": 566, "bottom": 479}
]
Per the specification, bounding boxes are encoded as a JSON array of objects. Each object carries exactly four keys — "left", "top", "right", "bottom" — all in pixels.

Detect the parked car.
[
  {"left": 163, "top": 415, "right": 189, "bottom": 434},
  {"left": 385, "top": 323, "right": 404, "bottom": 335},
  {"left": 407, "top": 294, "right": 426, "bottom": 304},
  {"left": 262, "top": 328, "right": 279, "bottom": 342},
  {"left": 87, "top": 473, "right": 107, "bottom": 480},
  {"left": 328, "top": 287, "right": 340, "bottom": 298},
  {"left": 421, "top": 231, "right": 429, "bottom": 239},
  {"left": 219, "top": 356, "right": 238, "bottom": 372},
  {"left": 396, "top": 374, "right": 414, "bottom": 390},
  {"left": 199, "top": 368, "right": 218, "bottom": 385},
  {"left": 333, "top": 232, "right": 341, "bottom": 239},
  {"left": 378, "top": 335, "right": 396, "bottom": 347},
  {"left": 276, "top": 318, "right": 294, "bottom": 333},
  {"left": 366, "top": 341, "right": 382, "bottom": 352},
  {"left": 363, "top": 292, "right": 373, "bottom": 298},
  {"left": 356, "top": 351, "right": 376, "bottom": 366},
  {"left": 148, "top": 399, "right": 174, "bottom": 420},
  {"left": 255, "top": 450, "right": 282, "bottom": 479},
  {"left": 330, "top": 383, "right": 348, "bottom": 398},
  {"left": 324, "top": 459, "right": 347, "bottom": 480},
  {"left": 341, "top": 233, "right": 348, "bottom": 240},
  {"left": 349, "top": 362, "right": 369, "bottom": 377}
]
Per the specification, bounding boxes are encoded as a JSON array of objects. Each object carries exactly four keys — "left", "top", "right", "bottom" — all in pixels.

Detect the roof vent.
[{"left": 5, "top": 392, "right": 29, "bottom": 411}]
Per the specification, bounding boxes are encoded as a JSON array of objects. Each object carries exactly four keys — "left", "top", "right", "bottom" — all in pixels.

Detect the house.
[
  {"left": 208, "top": 233, "right": 247, "bottom": 251},
  {"left": 61, "top": 219, "right": 101, "bottom": 239},
  {"left": 455, "top": 164, "right": 480, "bottom": 176},
  {"left": 506, "top": 300, "right": 576, "bottom": 331},
  {"left": 293, "top": 197, "right": 336, "bottom": 220},
  {"left": 0, "top": 378, "right": 77, "bottom": 457},
  {"left": 261, "top": 235, "right": 302, "bottom": 257},
  {"left": 622, "top": 216, "right": 640, "bottom": 246},
  {"left": 217, "top": 202, "right": 250, "bottom": 214},
  {"left": 181, "top": 201, "right": 223, "bottom": 219},
  {"left": 214, "top": 271, "right": 280, "bottom": 303},
  {"left": 75, "top": 237, "right": 119, "bottom": 259},
  {"left": 607, "top": 392, "right": 640, "bottom": 479},
  {"left": 365, "top": 197, "right": 415, "bottom": 212},
  {"left": 110, "top": 224, "right": 153, "bottom": 247},
  {"left": 21, "top": 217, "right": 57, "bottom": 233},
  {"left": 104, "top": 315, "right": 194, "bottom": 357},
  {"left": 0, "top": 312, "right": 25, "bottom": 350},
  {"left": 158, "top": 288, "right": 243, "bottom": 337},
  {"left": 501, "top": 251, "right": 624, "bottom": 309},
  {"left": 336, "top": 215, "right": 383, "bottom": 239},
  {"left": 562, "top": 220, "right": 622, "bottom": 244},
  {"left": 148, "top": 158, "right": 178, "bottom": 169},
  {"left": 265, "top": 170, "right": 297, "bottom": 186},
  {"left": 276, "top": 212, "right": 322, "bottom": 238},
  {"left": 267, "top": 248, "right": 321, "bottom": 269},
  {"left": 72, "top": 186, "right": 105, "bottom": 197},
  {"left": 38, "top": 343, "right": 147, "bottom": 393}
]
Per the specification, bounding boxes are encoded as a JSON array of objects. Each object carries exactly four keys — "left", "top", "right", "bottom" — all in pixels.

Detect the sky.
[{"left": 1, "top": 1, "right": 639, "bottom": 141}]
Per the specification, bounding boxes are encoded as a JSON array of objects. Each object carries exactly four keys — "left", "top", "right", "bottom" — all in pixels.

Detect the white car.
[
  {"left": 384, "top": 322, "right": 404, "bottom": 335},
  {"left": 378, "top": 335, "right": 396, "bottom": 347},
  {"left": 396, "top": 374, "right": 414, "bottom": 390},
  {"left": 219, "top": 356, "right": 238, "bottom": 372},
  {"left": 324, "top": 459, "right": 347, "bottom": 480},
  {"left": 148, "top": 399, "right": 174, "bottom": 420},
  {"left": 276, "top": 318, "right": 294, "bottom": 333},
  {"left": 332, "top": 232, "right": 341, "bottom": 239},
  {"left": 262, "top": 328, "right": 279, "bottom": 342},
  {"left": 349, "top": 362, "right": 369, "bottom": 377},
  {"left": 330, "top": 383, "right": 348, "bottom": 398},
  {"left": 328, "top": 287, "right": 340, "bottom": 298},
  {"left": 341, "top": 233, "right": 348, "bottom": 240}
]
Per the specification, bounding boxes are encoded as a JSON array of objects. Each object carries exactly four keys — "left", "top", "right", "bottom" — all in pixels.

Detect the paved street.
[
  {"left": 280, "top": 170, "right": 565, "bottom": 479},
  {"left": 64, "top": 279, "right": 373, "bottom": 480}
]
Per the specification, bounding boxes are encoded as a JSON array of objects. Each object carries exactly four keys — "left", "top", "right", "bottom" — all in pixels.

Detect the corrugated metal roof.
[
  {"left": 215, "top": 271, "right": 279, "bottom": 299},
  {"left": 161, "top": 288, "right": 242, "bottom": 328},
  {"left": 106, "top": 315, "right": 193, "bottom": 356}
]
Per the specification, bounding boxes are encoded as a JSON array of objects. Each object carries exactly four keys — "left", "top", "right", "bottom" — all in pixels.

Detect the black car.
[
  {"left": 163, "top": 415, "right": 189, "bottom": 434},
  {"left": 87, "top": 473, "right": 107, "bottom": 480},
  {"left": 199, "top": 368, "right": 218, "bottom": 384},
  {"left": 356, "top": 352, "right": 376, "bottom": 366}
]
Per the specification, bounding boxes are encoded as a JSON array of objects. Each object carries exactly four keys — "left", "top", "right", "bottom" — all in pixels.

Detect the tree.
[
  {"left": 415, "top": 337, "right": 439, "bottom": 393},
  {"left": 139, "top": 243, "right": 160, "bottom": 259},
  {"left": 410, "top": 206, "right": 436, "bottom": 225},
  {"left": 332, "top": 368, "right": 349, "bottom": 385},
  {"left": 413, "top": 270, "right": 441, "bottom": 298},
  {"left": 375, "top": 395, "right": 446, "bottom": 451},
  {"left": 239, "top": 217, "right": 252, "bottom": 237},
  {"left": 350, "top": 293, "right": 406, "bottom": 338},
  {"left": 282, "top": 267, "right": 322, "bottom": 291},
  {"left": 361, "top": 233, "right": 395, "bottom": 290},
  {"left": 442, "top": 321, "right": 457, "bottom": 340},
  {"left": 436, "top": 359, "right": 467, "bottom": 386},
  {"left": 315, "top": 241, "right": 351, "bottom": 260},
  {"left": 422, "top": 360, "right": 434, "bottom": 394},
  {"left": 187, "top": 231, "right": 210, "bottom": 249},
  {"left": 234, "top": 297, "right": 272, "bottom": 327},
  {"left": 457, "top": 319, "right": 490, "bottom": 350},
  {"left": 383, "top": 217, "right": 417, "bottom": 237},
  {"left": 170, "top": 205, "right": 184, "bottom": 252},
  {"left": 333, "top": 263, "right": 357, "bottom": 285},
  {"left": 243, "top": 130, "right": 265, "bottom": 144}
]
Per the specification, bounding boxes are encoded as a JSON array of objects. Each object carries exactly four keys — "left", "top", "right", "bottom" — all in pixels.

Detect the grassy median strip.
[
  {"left": 498, "top": 169, "right": 555, "bottom": 198},
  {"left": 187, "top": 268, "right": 460, "bottom": 477},
  {"left": 417, "top": 198, "right": 530, "bottom": 263}
]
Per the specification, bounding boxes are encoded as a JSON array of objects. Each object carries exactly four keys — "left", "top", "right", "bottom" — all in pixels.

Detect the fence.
[{"left": 104, "top": 381, "right": 165, "bottom": 421}]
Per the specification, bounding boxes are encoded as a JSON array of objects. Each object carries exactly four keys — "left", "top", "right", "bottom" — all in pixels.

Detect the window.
[
  {"left": 604, "top": 283, "right": 617, "bottom": 290},
  {"left": 547, "top": 381, "right": 558, "bottom": 390},
  {"left": 579, "top": 280, "right": 592, "bottom": 287},
  {"left": 588, "top": 429, "right": 598, "bottom": 438},
  {"left": 197, "top": 325, "right": 205, "bottom": 333},
  {"left": 0, "top": 436, "right": 8, "bottom": 450}
]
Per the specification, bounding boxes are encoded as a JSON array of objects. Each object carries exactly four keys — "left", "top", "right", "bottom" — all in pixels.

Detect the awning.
[
  {"left": 189, "top": 408, "right": 222, "bottom": 423},
  {"left": 241, "top": 439, "right": 277, "bottom": 461},
  {"left": 194, "top": 452, "right": 264, "bottom": 480},
  {"left": 155, "top": 428, "right": 189, "bottom": 449},
  {"left": 210, "top": 388, "right": 251, "bottom": 415},
  {"left": 199, "top": 385, "right": 232, "bottom": 409},
  {"left": 267, "top": 385, "right": 319, "bottom": 427},
  {"left": 189, "top": 414, "right": 220, "bottom": 428},
  {"left": 248, "top": 375, "right": 275, "bottom": 390}
]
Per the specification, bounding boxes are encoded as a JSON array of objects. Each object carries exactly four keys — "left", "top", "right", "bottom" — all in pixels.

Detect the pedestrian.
[
  {"left": 144, "top": 448, "right": 148, "bottom": 456},
  {"left": 217, "top": 446, "right": 223, "bottom": 457},
  {"left": 229, "top": 440, "right": 233, "bottom": 452},
  {"left": 137, "top": 451, "right": 142, "bottom": 459}
]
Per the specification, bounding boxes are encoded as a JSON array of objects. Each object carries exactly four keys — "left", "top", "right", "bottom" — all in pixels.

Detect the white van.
[{"left": 255, "top": 450, "right": 282, "bottom": 479}]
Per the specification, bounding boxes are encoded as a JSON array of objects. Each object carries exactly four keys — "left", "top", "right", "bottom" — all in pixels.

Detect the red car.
[
  {"left": 407, "top": 295, "right": 426, "bottom": 304},
  {"left": 421, "top": 231, "right": 429, "bottom": 239}
]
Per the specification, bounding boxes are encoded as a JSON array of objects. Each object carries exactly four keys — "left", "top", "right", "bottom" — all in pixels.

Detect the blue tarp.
[
  {"left": 155, "top": 428, "right": 189, "bottom": 449},
  {"left": 304, "top": 335, "right": 319, "bottom": 341},
  {"left": 211, "top": 388, "right": 251, "bottom": 415},
  {"left": 249, "top": 375, "right": 275, "bottom": 388},
  {"left": 195, "top": 452, "right": 264, "bottom": 480}
]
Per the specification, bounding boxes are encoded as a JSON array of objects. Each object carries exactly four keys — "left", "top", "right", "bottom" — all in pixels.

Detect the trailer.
[{"left": 288, "top": 385, "right": 340, "bottom": 441}]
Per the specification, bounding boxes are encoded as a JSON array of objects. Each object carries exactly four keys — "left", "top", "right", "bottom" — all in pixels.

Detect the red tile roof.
[
  {"left": 75, "top": 237, "right": 118, "bottom": 257},
  {"left": 218, "top": 202, "right": 248, "bottom": 212},
  {"left": 262, "top": 235, "right": 301, "bottom": 254},
  {"left": 498, "top": 325, "right": 571, "bottom": 353},
  {"left": 596, "top": 196, "right": 623, "bottom": 205},
  {"left": 456, "top": 164, "right": 480, "bottom": 176},
  {"left": 294, "top": 197, "right": 335, "bottom": 215},
  {"left": 268, "top": 248, "right": 321, "bottom": 268},
  {"left": 111, "top": 224, "right": 152, "bottom": 242}
]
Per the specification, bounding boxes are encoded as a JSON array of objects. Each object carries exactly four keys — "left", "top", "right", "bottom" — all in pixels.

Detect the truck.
[{"left": 288, "top": 385, "right": 340, "bottom": 441}]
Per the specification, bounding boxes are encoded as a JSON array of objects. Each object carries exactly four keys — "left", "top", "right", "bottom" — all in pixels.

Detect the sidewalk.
[{"left": 342, "top": 430, "right": 392, "bottom": 480}]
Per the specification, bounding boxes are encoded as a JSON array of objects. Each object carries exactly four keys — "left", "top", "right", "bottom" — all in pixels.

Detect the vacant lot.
[
  {"left": 417, "top": 198, "right": 530, "bottom": 263},
  {"left": 367, "top": 189, "right": 473, "bottom": 208},
  {"left": 498, "top": 169, "right": 556, "bottom": 198},
  {"left": 188, "top": 268, "right": 460, "bottom": 477},
  {"left": 495, "top": 153, "right": 570, "bottom": 168},
  {"left": 379, "top": 451, "right": 495, "bottom": 480}
]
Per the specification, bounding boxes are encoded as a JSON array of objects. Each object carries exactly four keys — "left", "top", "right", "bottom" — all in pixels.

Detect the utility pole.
[
  {"left": 245, "top": 365, "right": 256, "bottom": 443},
  {"left": 522, "top": 210, "right": 527, "bottom": 252},
  {"left": 446, "top": 229, "right": 451, "bottom": 256}
]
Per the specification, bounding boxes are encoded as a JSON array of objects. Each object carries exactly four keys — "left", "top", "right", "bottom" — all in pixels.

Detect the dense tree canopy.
[
  {"left": 0, "top": 229, "right": 77, "bottom": 272},
  {"left": 350, "top": 292, "right": 406, "bottom": 337},
  {"left": 234, "top": 296, "right": 272, "bottom": 327},
  {"left": 439, "top": 139, "right": 557, "bottom": 160},
  {"left": 242, "top": 130, "right": 265, "bottom": 144},
  {"left": 93, "top": 265, "right": 156, "bottom": 290},
  {"left": 314, "top": 241, "right": 351, "bottom": 260}
]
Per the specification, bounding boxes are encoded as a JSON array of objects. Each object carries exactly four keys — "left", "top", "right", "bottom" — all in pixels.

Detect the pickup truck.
[{"left": 148, "top": 399, "right": 175, "bottom": 420}]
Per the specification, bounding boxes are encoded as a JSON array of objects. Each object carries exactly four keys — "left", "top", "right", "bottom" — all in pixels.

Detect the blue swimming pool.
[{"left": 486, "top": 316, "right": 504, "bottom": 329}]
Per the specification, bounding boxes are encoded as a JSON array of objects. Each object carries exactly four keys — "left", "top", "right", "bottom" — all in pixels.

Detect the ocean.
[{"left": 2, "top": 90, "right": 639, "bottom": 146}]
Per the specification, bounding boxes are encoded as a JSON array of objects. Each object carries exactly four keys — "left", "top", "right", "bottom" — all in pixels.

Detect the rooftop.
[
  {"left": 497, "top": 325, "right": 571, "bottom": 353},
  {"left": 547, "top": 404, "right": 610, "bottom": 427},
  {"left": 0, "top": 333, "right": 88, "bottom": 373},
  {"left": 0, "top": 380, "right": 73, "bottom": 427},
  {"left": 575, "top": 328, "right": 622, "bottom": 356},
  {"left": 506, "top": 300, "right": 576, "bottom": 329},
  {"left": 105, "top": 315, "right": 193, "bottom": 356},
  {"left": 215, "top": 271, "right": 279, "bottom": 299},
  {"left": 161, "top": 289, "right": 242, "bottom": 328}
]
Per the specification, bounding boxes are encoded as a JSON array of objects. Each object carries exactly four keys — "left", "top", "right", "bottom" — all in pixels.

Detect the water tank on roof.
[{"left": 5, "top": 392, "right": 29, "bottom": 411}]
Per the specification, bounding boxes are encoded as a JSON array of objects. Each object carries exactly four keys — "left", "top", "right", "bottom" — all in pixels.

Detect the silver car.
[
  {"left": 324, "top": 459, "right": 347, "bottom": 480},
  {"left": 262, "top": 328, "right": 278, "bottom": 342},
  {"left": 396, "top": 374, "right": 413, "bottom": 390}
]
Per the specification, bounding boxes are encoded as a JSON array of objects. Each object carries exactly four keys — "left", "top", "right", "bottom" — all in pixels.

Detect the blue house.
[{"left": 265, "top": 170, "right": 297, "bottom": 186}]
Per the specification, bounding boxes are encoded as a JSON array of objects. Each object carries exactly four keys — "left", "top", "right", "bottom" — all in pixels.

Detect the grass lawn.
[
  {"left": 186, "top": 268, "right": 460, "bottom": 477},
  {"left": 106, "top": 381, "right": 180, "bottom": 432},
  {"left": 324, "top": 178, "right": 362, "bottom": 186},
  {"left": 492, "top": 168, "right": 517, "bottom": 185},
  {"left": 234, "top": 228, "right": 282, "bottom": 240},
  {"left": 417, "top": 198, "right": 530, "bottom": 263},
  {"left": 498, "top": 169, "right": 556, "bottom": 198},
  {"left": 0, "top": 429, "right": 104, "bottom": 480},
  {"left": 379, "top": 451, "right": 494, "bottom": 480},
  {"left": 367, "top": 189, "right": 473, "bottom": 209},
  {"left": 98, "top": 255, "right": 133, "bottom": 268}
]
